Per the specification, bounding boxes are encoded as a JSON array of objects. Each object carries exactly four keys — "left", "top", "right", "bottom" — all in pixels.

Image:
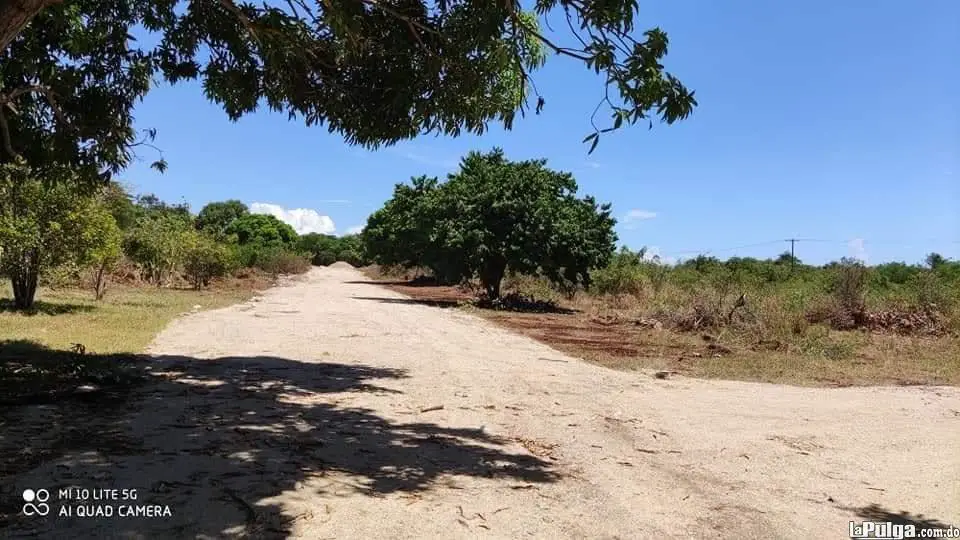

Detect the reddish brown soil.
[{"left": 370, "top": 281, "right": 706, "bottom": 368}]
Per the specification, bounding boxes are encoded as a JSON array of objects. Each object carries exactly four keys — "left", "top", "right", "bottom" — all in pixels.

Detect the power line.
[{"left": 641, "top": 237, "right": 960, "bottom": 261}]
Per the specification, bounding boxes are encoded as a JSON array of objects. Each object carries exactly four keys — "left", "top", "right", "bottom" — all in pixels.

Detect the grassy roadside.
[
  {"left": 1, "top": 283, "right": 262, "bottom": 354},
  {"left": 362, "top": 269, "right": 959, "bottom": 387},
  {"left": 0, "top": 276, "right": 269, "bottom": 404}
]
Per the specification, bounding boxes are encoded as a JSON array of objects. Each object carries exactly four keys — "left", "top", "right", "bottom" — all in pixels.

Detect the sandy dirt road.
[{"left": 6, "top": 266, "right": 959, "bottom": 539}]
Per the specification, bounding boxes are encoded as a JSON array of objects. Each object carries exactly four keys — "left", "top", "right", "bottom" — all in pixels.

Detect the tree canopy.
[
  {"left": 363, "top": 175, "right": 451, "bottom": 279},
  {"left": 225, "top": 213, "right": 298, "bottom": 247},
  {"left": 123, "top": 209, "right": 195, "bottom": 286},
  {"left": 364, "top": 148, "right": 617, "bottom": 298},
  {"left": 1, "top": 0, "right": 695, "bottom": 184},
  {"left": 196, "top": 199, "right": 249, "bottom": 236},
  {"left": 0, "top": 161, "right": 116, "bottom": 307},
  {"left": 297, "top": 232, "right": 366, "bottom": 266}
]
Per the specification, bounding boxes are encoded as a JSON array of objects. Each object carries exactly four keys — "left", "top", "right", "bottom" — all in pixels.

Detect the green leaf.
[
  {"left": 150, "top": 159, "right": 168, "bottom": 173},
  {"left": 4, "top": 0, "right": 693, "bottom": 176}
]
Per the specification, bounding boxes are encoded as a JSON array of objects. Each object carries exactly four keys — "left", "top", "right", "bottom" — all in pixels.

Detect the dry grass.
[{"left": 364, "top": 272, "right": 960, "bottom": 387}]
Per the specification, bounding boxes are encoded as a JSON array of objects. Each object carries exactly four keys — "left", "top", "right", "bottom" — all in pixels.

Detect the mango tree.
[
  {"left": 0, "top": 161, "right": 119, "bottom": 308},
  {"left": 0, "top": 1, "right": 694, "bottom": 187},
  {"left": 365, "top": 149, "right": 617, "bottom": 299}
]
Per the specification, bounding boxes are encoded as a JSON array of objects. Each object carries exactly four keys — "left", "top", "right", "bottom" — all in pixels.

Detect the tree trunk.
[
  {"left": 480, "top": 258, "right": 507, "bottom": 300},
  {"left": 93, "top": 261, "right": 107, "bottom": 300},
  {"left": 0, "top": 0, "right": 58, "bottom": 53},
  {"left": 11, "top": 266, "right": 38, "bottom": 309}
]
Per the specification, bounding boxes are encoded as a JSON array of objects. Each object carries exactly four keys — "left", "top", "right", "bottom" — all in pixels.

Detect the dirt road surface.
[{"left": 6, "top": 266, "right": 959, "bottom": 538}]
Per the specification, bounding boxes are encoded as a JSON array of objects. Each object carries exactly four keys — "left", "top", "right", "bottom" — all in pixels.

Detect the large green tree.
[
  {"left": 363, "top": 175, "right": 461, "bottom": 281},
  {"left": 0, "top": 161, "right": 119, "bottom": 308},
  {"left": 440, "top": 149, "right": 617, "bottom": 297},
  {"left": 366, "top": 149, "right": 617, "bottom": 298},
  {"left": 1, "top": 1, "right": 695, "bottom": 184},
  {"left": 196, "top": 199, "right": 249, "bottom": 236},
  {"left": 225, "top": 213, "right": 297, "bottom": 247},
  {"left": 99, "top": 181, "right": 139, "bottom": 230}
]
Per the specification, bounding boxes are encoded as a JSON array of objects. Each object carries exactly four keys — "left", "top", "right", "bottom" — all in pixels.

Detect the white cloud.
[
  {"left": 249, "top": 202, "right": 336, "bottom": 235},
  {"left": 640, "top": 246, "right": 676, "bottom": 266},
  {"left": 847, "top": 238, "right": 868, "bottom": 263},
  {"left": 625, "top": 209, "right": 657, "bottom": 220},
  {"left": 586, "top": 161, "right": 602, "bottom": 169},
  {"left": 344, "top": 225, "right": 364, "bottom": 235},
  {"left": 621, "top": 209, "right": 657, "bottom": 230}
]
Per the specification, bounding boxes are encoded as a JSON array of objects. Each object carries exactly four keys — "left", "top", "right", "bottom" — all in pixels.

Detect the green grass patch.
[{"left": 0, "top": 282, "right": 262, "bottom": 405}]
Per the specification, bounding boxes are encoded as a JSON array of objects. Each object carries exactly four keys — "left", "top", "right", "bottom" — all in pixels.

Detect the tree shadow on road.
[
  {"left": 0, "top": 341, "right": 558, "bottom": 538},
  {"left": 351, "top": 295, "right": 464, "bottom": 309},
  {"left": 845, "top": 503, "right": 957, "bottom": 531},
  {"left": 345, "top": 279, "right": 443, "bottom": 288}
]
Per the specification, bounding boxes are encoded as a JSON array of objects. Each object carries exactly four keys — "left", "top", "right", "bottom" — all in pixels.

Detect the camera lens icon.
[{"left": 22, "top": 488, "right": 50, "bottom": 516}]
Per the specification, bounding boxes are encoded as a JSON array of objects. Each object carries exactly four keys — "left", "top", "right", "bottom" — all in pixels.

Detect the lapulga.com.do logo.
[{"left": 22, "top": 489, "right": 50, "bottom": 516}]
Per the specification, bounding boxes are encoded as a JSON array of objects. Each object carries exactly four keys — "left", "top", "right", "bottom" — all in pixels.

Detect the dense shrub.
[
  {"left": 591, "top": 261, "right": 645, "bottom": 296},
  {"left": 256, "top": 250, "right": 311, "bottom": 275},
  {"left": 313, "top": 251, "right": 337, "bottom": 266},
  {"left": 336, "top": 250, "right": 362, "bottom": 267},
  {"left": 300, "top": 233, "right": 368, "bottom": 266},
  {"left": 123, "top": 214, "right": 193, "bottom": 286},
  {"left": 908, "top": 271, "right": 955, "bottom": 311},
  {"left": 590, "top": 248, "right": 648, "bottom": 296},
  {"left": 828, "top": 258, "right": 868, "bottom": 317},
  {"left": 580, "top": 249, "right": 959, "bottom": 338},
  {"left": 503, "top": 274, "right": 563, "bottom": 303},
  {"left": 873, "top": 262, "right": 923, "bottom": 286},
  {"left": 183, "top": 235, "right": 236, "bottom": 290}
]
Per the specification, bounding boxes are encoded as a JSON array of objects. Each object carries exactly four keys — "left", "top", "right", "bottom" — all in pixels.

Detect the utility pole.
[{"left": 786, "top": 238, "right": 796, "bottom": 272}]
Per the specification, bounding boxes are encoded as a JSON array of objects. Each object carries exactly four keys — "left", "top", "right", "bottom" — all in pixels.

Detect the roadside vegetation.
[
  {"left": 0, "top": 0, "right": 953, "bottom": 396},
  {"left": 0, "top": 165, "right": 368, "bottom": 404},
  {"left": 0, "top": 1, "right": 695, "bottom": 410},
  {"left": 362, "top": 150, "right": 960, "bottom": 387},
  {"left": 363, "top": 148, "right": 617, "bottom": 300}
]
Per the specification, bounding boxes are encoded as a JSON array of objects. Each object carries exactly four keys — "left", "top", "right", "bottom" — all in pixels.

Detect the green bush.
[
  {"left": 873, "top": 262, "right": 923, "bottom": 286},
  {"left": 828, "top": 258, "right": 868, "bottom": 316},
  {"left": 39, "top": 262, "right": 83, "bottom": 289},
  {"left": 336, "top": 249, "right": 362, "bottom": 266},
  {"left": 257, "top": 249, "right": 311, "bottom": 275},
  {"left": 907, "top": 270, "right": 954, "bottom": 311},
  {"left": 504, "top": 274, "right": 562, "bottom": 303},
  {"left": 313, "top": 251, "right": 336, "bottom": 266},
  {"left": 236, "top": 242, "right": 288, "bottom": 269},
  {"left": 299, "top": 233, "right": 367, "bottom": 266},
  {"left": 123, "top": 214, "right": 192, "bottom": 286},
  {"left": 590, "top": 248, "right": 646, "bottom": 296},
  {"left": 592, "top": 263, "right": 645, "bottom": 296},
  {"left": 183, "top": 235, "right": 235, "bottom": 290}
]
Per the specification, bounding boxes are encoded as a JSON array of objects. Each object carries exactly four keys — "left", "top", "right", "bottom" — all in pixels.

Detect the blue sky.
[{"left": 123, "top": 0, "right": 958, "bottom": 265}]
